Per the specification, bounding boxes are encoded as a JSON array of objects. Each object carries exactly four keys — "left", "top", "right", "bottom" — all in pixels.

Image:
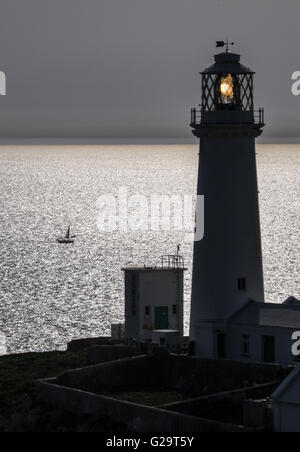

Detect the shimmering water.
[{"left": 0, "top": 144, "right": 299, "bottom": 354}]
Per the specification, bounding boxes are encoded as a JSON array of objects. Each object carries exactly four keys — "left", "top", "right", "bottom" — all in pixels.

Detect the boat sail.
[
  {"left": 57, "top": 226, "right": 75, "bottom": 244},
  {"left": 65, "top": 226, "right": 71, "bottom": 240}
]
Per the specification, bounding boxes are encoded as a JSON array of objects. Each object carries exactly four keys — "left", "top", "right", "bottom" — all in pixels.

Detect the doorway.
[
  {"left": 263, "top": 336, "right": 275, "bottom": 364},
  {"left": 217, "top": 333, "right": 226, "bottom": 359},
  {"left": 154, "top": 307, "right": 169, "bottom": 330}
]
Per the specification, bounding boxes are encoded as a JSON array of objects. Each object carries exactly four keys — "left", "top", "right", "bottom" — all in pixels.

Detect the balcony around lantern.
[{"left": 190, "top": 107, "right": 265, "bottom": 128}]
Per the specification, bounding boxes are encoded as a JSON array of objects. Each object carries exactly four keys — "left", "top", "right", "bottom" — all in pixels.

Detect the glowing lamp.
[{"left": 219, "top": 74, "right": 234, "bottom": 104}]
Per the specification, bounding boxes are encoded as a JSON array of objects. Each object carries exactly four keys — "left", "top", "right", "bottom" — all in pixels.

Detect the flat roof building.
[{"left": 123, "top": 255, "right": 186, "bottom": 343}]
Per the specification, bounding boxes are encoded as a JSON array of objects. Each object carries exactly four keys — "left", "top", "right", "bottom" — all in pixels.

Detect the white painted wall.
[
  {"left": 124, "top": 269, "right": 184, "bottom": 341},
  {"left": 190, "top": 132, "right": 265, "bottom": 355},
  {"left": 192, "top": 322, "right": 216, "bottom": 357},
  {"left": 227, "top": 325, "right": 296, "bottom": 366}
]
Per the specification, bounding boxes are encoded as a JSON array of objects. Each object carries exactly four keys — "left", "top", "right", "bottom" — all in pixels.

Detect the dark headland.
[{"left": 0, "top": 349, "right": 123, "bottom": 432}]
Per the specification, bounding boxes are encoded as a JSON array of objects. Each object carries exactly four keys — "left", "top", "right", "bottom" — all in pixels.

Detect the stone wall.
[
  {"left": 88, "top": 345, "right": 140, "bottom": 365},
  {"left": 67, "top": 337, "right": 125, "bottom": 352},
  {"left": 36, "top": 354, "right": 288, "bottom": 432},
  {"left": 56, "top": 353, "right": 286, "bottom": 397},
  {"left": 36, "top": 378, "right": 251, "bottom": 433},
  {"left": 160, "top": 381, "right": 278, "bottom": 425}
]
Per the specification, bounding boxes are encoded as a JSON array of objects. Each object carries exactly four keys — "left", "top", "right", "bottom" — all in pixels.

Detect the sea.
[{"left": 0, "top": 144, "right": 299, "bottom": 354}]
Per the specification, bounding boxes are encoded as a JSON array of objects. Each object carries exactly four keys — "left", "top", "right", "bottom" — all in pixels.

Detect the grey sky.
[{"left": 0, "top": 0, "right": 299, "bottom": 141}]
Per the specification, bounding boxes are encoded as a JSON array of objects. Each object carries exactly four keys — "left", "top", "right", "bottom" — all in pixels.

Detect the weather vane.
[{"left": 216, "top": 40, "right": 235, "bottom": 52}]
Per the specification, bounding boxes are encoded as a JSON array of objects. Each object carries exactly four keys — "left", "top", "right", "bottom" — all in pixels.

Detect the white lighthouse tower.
[{"left": 190, "top": 43, "right": 265, "bottom": 358}]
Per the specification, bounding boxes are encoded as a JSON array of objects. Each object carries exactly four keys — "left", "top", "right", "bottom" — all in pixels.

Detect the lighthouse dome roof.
[{"left": 201, "top": 51, "right": 255, "bottom": 75}]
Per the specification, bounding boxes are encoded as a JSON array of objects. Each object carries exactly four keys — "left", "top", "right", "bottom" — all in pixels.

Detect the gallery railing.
[{"left": 190, "top": 107, "right": 265, "bottom": 126}]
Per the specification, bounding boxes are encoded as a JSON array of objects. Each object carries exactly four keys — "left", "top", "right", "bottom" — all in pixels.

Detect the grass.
[
  {"left": 0, "top": 350, "right": 87, "bottom": 393},
  {"left": 0, "top": 350, "right": 88, "bottom": 431}
]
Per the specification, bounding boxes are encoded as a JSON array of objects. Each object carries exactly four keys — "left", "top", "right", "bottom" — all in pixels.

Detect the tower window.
[
  {"left": 131, "top": 274, "right": 138, "bottom": 316},
  {"left": 241, "top": 335, "right": 250, "bottom": 356},
  {"left": 238, "top": 278, "right": 247, "bottom": 292},
  {"left": 145, "top": 306, "right": 151, "bottom": 316}
]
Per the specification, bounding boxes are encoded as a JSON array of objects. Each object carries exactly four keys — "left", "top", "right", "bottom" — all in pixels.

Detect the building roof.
[
  {"left": 122, "top": 254, "right": 187, "bottom": 272},
  {"left": 272, "top": 368, "right": 300, "bottom": 405},
  {"left": 228, "top": 301, "right": 300, "bottom": 330},
  {"left": 283, "top": 296, "right": 300, "bottom": 306},
  {"left": 201, "top": 52, "right": 255, "bottom": 75}
]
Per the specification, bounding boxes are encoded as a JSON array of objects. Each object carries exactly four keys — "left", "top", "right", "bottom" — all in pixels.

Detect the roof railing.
[{"left": 161, "top": 255, "right": 185, "bottom": 269}]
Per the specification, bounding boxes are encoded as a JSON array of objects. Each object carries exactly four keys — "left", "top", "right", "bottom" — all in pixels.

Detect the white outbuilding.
[
  {"left": 123, "top": 254, "right": 186, "bottom": 343},
  {"left": 193, "top": 299, "right": 300, "bottom": 367},
  {"left": 226, "top": 300, "right": 300, "bottom": 366}
]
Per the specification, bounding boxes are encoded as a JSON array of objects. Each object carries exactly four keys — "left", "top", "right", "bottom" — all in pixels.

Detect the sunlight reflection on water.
[
  {"left": 0, "top": 331, "right": 7, "bottom": 355},
  {"left": 0, "top": 144, "right": 299, "bottom": 353}
]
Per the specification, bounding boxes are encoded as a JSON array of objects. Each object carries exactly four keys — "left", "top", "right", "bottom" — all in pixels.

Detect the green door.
[{"left": 155, "top": 307, "right": 169, "bottom": 330}]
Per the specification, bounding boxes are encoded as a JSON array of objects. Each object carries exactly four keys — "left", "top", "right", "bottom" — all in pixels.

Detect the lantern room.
[
  {"left": 202, "top": 52, "right": 254, "bottom": 112},
  {"left": 191, "top": 49, "right": 264, "bottom": 127}
]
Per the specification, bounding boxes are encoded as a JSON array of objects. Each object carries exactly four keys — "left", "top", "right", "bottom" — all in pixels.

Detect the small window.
[
  {"left": 238, "top": 278, "right": 247, "bottom": 292},
  {"left": 241, "top": 335, "right": 250, "bottom": 356},
  {"left": 172, "top": 304, "right": 178, "bottom": 315},
  {"left": 145, "top": 306, "right": 151, "bottom": 316},
  {"left": 131, "top": 274, "right": 138, "bottom": 316}
]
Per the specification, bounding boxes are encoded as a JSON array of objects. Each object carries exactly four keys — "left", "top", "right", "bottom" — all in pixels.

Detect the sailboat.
[{"left": 57, "top": 226, "right": 76, "bottom": 244}]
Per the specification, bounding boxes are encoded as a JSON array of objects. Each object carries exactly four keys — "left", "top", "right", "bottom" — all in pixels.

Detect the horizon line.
[{"left": 0, "top": 137, "right": 299, "bottom": 145}]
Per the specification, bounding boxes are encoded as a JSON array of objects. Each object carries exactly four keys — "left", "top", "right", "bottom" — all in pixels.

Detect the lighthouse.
[{"left": 190, "top": 43, "right": 265, "bottom": 358}]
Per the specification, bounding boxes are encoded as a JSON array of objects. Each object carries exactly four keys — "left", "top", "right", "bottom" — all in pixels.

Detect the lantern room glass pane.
[
  {"left": 215, "top": 73, "right": 240, "bottom": 110},
  {"left": 202, "top": 73, "right": 254, "bottom": 112}
]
